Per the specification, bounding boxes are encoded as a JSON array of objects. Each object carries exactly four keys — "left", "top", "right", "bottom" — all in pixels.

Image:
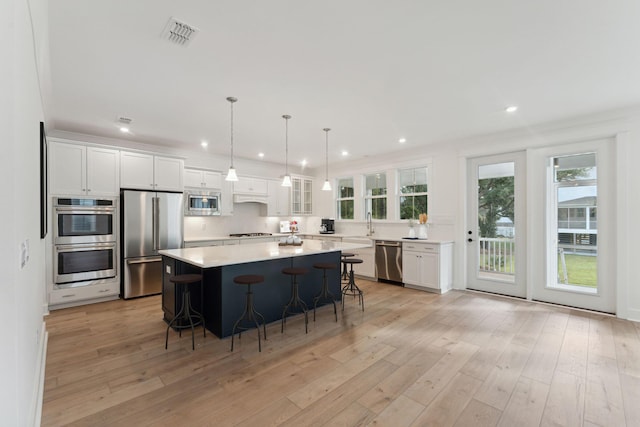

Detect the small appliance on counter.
[{"left": 320, "top": 218, "right": 335, "bottom": 234}]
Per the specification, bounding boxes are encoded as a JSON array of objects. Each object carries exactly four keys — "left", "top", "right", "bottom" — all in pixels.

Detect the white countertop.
[
  {"left": 159, "top": 240, "right": 369, "bottom": 268},
  {"left": 183, "top": 233, "right": 452, "bottom": 245}
]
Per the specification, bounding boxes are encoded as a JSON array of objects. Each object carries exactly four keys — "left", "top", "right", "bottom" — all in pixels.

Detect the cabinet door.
[
  {"left": 355, "top": 247, "right": 376, "bottom": 278},
  {"left": 49, "top": 142, "right": 86, "bottom": 195},
  {"left": 154, "top": 156, "right": 183, "bottom": 191},
  {"left": 203, "top": 171, "right": 222, "bottom": 189},
  {"left": 120, "top": 151, "right": 154, "bottom": 189},
  {"left": 86, "top": 146, "right": 120, "bottom": 196},
  {"left": 291, "top": 178, "right": 302, "bottom": 214},
  {"left": 184, "top": 169, "right": 204, "bottom": 188},
  {"left": 235, "top": 177, "right": 267, "bottom": 194},
  {"left": 220, "top": 179, "right": 234, "bottom": 215},
  {"left": 303, "top": 179, "right": 313, "bottom": 214},
  {"left": 421, "top": 252, "right": 440, "bottom": 288},
  {"left": 402, "top": 251, "right": 421, "bottom": 285}
]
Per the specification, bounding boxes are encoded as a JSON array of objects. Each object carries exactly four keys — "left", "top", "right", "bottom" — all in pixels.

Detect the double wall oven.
[{"left": 53, "top": 197, "right": 118, "bottom": 288}]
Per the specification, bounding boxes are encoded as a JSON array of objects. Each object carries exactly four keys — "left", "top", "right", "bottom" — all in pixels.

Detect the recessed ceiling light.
[
  {"left": 399, "top": 138, "right": 407, "bottom": 143},
  {"left": 201, "top": 141, "right": 208, "bottom": 148},
  {"left": 301, "top": 159, "right": 308, "bottom": 166},
  {"left": 119, "top": 126, "right": 130, "bottom": 133},
  {"left": 258, "top": 152, "right": 264, "bottom": 158},
  {"left": 505, "top": 105, "right": 518, "bottom": 113},
  {"left": 342, "top": 150, "right": 349, "bottom": 156}
]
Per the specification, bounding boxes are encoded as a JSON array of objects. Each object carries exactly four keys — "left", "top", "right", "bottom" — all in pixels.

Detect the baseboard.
[{"left": 28, "top": 321, "right": 47, "bottom": 427}]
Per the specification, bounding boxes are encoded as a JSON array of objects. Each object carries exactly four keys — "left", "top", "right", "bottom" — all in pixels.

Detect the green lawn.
[{"left": 558, "top": 253, "right": 597, "bottom": 288}]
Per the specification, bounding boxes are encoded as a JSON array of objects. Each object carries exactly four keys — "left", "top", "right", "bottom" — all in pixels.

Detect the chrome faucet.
[{"left": 367, "top": 211, "right": 374, "bottom": 236}]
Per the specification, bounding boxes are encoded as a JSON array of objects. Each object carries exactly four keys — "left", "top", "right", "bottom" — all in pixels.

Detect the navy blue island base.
[{"left": 162, "top": 251, "right": 342, "bottom": 338}]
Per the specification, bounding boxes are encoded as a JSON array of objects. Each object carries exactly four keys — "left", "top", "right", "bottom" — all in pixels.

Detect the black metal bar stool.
[
  {"left": 312, "top": 262, "right": 338, "bottom": 322},
  {"left": 230, "top": 274, "right": 267, "bottom": 352},
  {"left": 341, "top": 252, "right": 355, "bottom": 281},
  {"left": 165, "top": 274, "right": 205, "bottom": 351},
  {"left": 341, "top": 258, "right": 364, "bottom": 312},
  {"left": 281, "top": 267, "right": 309, "bottom": 333}
]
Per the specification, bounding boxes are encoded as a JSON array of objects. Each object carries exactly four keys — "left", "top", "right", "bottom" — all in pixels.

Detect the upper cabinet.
[
  {"left": 266, "top": 179, "right": 290, "bottom": 216},
  {"left": 49, "top": 141, "right": 120, "bottom": 196},
  {"left": 120, "top": 151, "right": 183, "bottom": 192},
  {"left": 234, "top": 177, "right": 268, "bottom": 195},
  {"left": 291, "top": 176, "right": 313, "bottom": 215},
  {"left": 184, "top": 168, "right": 222, "bottom": 189}
]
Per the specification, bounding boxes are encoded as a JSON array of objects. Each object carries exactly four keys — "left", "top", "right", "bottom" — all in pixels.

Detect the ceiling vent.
[
  {"left": 161, "top": 17, "right": 199, "bottom": 46},
  {"left": 117, "top": 116, "right": 132, "bottom": 125}
]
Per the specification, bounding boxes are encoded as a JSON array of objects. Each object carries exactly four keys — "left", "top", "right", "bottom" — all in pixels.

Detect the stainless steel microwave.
[{"left": 184, "top": 190, "right": 221, "bottom": 216}]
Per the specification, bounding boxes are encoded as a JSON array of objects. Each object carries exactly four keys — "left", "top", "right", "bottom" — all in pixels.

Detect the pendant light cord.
[
  {"left": 283, "top": 115, "right": 291, "bottom": 175},
  {"left": 227, "top": 97, "right": 237, "bottom": 168},
  {"left": 324, "top": 128, "right": 330, "bottom": 180}
]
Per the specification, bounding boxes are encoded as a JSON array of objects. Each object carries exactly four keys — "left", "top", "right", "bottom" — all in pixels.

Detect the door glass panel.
[
  {"left": 553, "top": 153, "right": 597, "bottom": 291},
  {"left": 477, "top": 162, "right": 515, "bottom": 281}
]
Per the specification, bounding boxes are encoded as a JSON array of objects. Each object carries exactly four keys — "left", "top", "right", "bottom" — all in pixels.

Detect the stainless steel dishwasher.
[{"left": 375, "top": 240, "right": 402, "bottom": 283}]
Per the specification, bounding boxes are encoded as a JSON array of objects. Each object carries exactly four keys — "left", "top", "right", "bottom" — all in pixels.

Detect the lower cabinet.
[
  {"left": 402, "top": 242, "right": 453, "bottom": 293},
  {"left": 49, "top": 281, "right": 119, "bottom": 308}
]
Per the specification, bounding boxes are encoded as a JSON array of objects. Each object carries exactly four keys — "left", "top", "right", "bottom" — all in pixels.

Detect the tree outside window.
[
  {"left": 398, "top": 167, "right": 428, "bottom": 220},
  {"left": 336, "top": 177, "right": 354, "bottom": 220},
  {"left": 364, "top": 173, "right": 387, "bottom": 219}
]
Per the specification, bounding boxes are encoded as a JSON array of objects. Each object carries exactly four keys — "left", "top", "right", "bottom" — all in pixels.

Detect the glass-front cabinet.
[{"left": 291, "top": 176, "right": 313, "bottom": 215}]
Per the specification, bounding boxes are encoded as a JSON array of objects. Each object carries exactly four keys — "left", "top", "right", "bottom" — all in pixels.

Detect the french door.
[
  {"left": 529, "top": 139, "right": 615, "bottom": 313},
  {"left": 466, "top": 152, "right": 526, "bottom": 298}
]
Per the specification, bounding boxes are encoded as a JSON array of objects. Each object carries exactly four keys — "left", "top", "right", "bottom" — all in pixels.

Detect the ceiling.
[{"left": 47, "top": 0, "right": 640, "bottom": 169}]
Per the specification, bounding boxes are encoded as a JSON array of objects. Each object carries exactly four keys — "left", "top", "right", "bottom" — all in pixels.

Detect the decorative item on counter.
[
  {"left": 418, "top": 213, "right": 428, "bottom": 239},
  {"left": 279, "top": 220, "right": 303, "bottom": 245},
  {"left": 408, "top": 219, "right": 416, "bottom": 238}
]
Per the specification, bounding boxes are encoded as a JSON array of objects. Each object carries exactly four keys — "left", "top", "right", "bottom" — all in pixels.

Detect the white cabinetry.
[
  {"left": 402, "top": 241, "right": 453, "bottom": 293},
  {"left": 292, "top": 176, "right": 313, "bottom": 215},
  {"left": 266, "top": 180, "right": 290, "bottom": 216},
  {"left": 234, "top": 177, "right": 268, "bottom": 195},
  {"left": 183, "top": 240, "right": 224, "bottom": 248},
  {"left": 343, "top": 238, "right": 375, "bottom": 279},
  {"left": 220, "top": 178, "right": 234, "bottom": 215},
  {"left": 49, "top": 141, "right": 120, "bottom": 196},
  {"left": 120, "top": 151, "right": 183, "bottom": 191},
  {"left": 184, "top": 168, "right": 222, "bottom": 189},
  {"left": 49, "top": 281, "right": 119, "bottom": 307}
]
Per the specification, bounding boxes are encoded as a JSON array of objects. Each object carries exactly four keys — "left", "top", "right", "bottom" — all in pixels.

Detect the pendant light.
[
  {"left": 281, "top": 114, "right": 292, "bottom": 187},
  {"left": 321, "top": 128, "right": 332, "bottom": 191},
  {"left": 225, "top": 96, "right": 239, "bottom": 182}
]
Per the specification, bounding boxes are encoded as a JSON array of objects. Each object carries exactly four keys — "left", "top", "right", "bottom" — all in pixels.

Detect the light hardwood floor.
[{"left": 42, "top": 280, "right": 640, "bottom": 426}]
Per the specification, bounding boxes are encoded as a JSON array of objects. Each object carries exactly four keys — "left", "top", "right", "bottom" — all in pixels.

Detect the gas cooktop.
[{"left": 228, "top": 233, "right": 273, "bottom": 237}]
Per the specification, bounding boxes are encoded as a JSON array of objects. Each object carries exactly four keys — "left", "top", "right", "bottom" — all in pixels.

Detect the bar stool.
[
  {"left": 165, "top": 274, "right": 205, "bottom": 351},
  {"left": 341, "top": 252, "right": 355, "bottom": 281},
  {"left": 341, "top": 258, "right": 364, "bottom": 312},
  {"left": 281, "top": 267, "right": 309, "bottom": 333},
  {"left": 230, "top": 274, "right": 267, "bottom": 352},
  {"left": 312, "top": 262, "right": 338, "bottom": 322}
]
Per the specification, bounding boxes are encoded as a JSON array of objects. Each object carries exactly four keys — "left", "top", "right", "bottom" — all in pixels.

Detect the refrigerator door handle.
[
  {"left": 152, "top": 196, "right": 158, "bottom": 251},
  {"left": 126, "top": 256, "right": 162, "bottom": 264}
]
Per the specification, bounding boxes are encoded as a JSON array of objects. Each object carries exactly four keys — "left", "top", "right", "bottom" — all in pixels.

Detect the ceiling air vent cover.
[{"left": 161, "top": 17, "right": 199, "bottom": 46}]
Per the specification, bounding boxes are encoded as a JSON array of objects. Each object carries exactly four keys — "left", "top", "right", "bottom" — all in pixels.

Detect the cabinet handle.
[
  {"left": 62, "top": 294, "right": 76, "bottom": 298},
  {"left": 98, "top": 289, "right": 110, "bottom": 293}
]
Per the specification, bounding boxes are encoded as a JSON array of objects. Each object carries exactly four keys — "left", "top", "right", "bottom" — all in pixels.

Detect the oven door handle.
[
  {"left": 55, "top": 242, "right": 116, "bottom": 251},
  {"left": 126, "top": 257, "right": 162, "bottom": 265},
  {"left": 55, "top": 206, "right": 115, "bottom": 213}
]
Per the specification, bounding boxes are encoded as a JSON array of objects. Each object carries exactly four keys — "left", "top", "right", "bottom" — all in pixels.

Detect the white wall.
[{"left": 1, "top": 0, "right": 49, "bottom": 424}]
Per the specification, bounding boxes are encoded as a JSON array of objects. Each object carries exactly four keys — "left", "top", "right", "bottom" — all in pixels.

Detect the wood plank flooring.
[{"left": 42, "top": 280, "right": 640, "bottom": 426}]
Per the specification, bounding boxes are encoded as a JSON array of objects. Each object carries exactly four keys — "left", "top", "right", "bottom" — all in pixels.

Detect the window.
[
  {"left": 364, "top": 173, "right": 387, "bottom": 219},
  {"left": 336, "top": 177, "right": 354, "bottom": 220},
  {"left": 398, "top": 166, "right": 428, "bottom": 220}
]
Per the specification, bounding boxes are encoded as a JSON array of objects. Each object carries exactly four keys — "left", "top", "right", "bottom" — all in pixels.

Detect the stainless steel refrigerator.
[{"left": 121, "top": 190, "right": 184, "bottom": 299}]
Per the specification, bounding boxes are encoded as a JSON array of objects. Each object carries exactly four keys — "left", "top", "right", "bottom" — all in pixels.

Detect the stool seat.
[
  {"left": 231, "top": 274, "right": 266, "bottom": 352},
  {"left": 313, "top": 262, "right": 337, "bottom": 270},
  {"left": 342, "top": 258, "right": 364, "bottom": 312},
  {"left": 282, "top": 267, "right": 309, "bottom": 276},
  {"left": 341, "top": 252, "right": 355, "bottom": 258},
  {"left": 165, "top": 274, "right": 205, "bottom": 351},
  {"left": 170, "top": 273, "right": 203, "bottom": 284},
  {"left": 234, "top": 274, "right": 264, "bottom": 285}
]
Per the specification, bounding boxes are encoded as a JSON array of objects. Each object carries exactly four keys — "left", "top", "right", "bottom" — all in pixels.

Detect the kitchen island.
[{"left": 159, "top": 240, "right": 367, "bottom": 338}]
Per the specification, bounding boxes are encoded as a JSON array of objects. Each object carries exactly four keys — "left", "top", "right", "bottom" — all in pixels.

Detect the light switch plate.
[{"left": 166, "top": 265, "right": 171, "bottom": 274}]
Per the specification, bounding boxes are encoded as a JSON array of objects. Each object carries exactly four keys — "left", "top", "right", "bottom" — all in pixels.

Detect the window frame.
[
  {"left": 363, "top": 172, "right": 387, "bottom": 220},
  {"left": 397, "top": 166, "right": 429, "bottom": 221},
  {"left": 336, "top": 176, "right": 355, "bottom": 220}
]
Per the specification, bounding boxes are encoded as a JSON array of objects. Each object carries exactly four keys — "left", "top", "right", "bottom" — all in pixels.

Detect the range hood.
[{"left": 233, "top": 194, "right": 268, "bottom": 204}]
